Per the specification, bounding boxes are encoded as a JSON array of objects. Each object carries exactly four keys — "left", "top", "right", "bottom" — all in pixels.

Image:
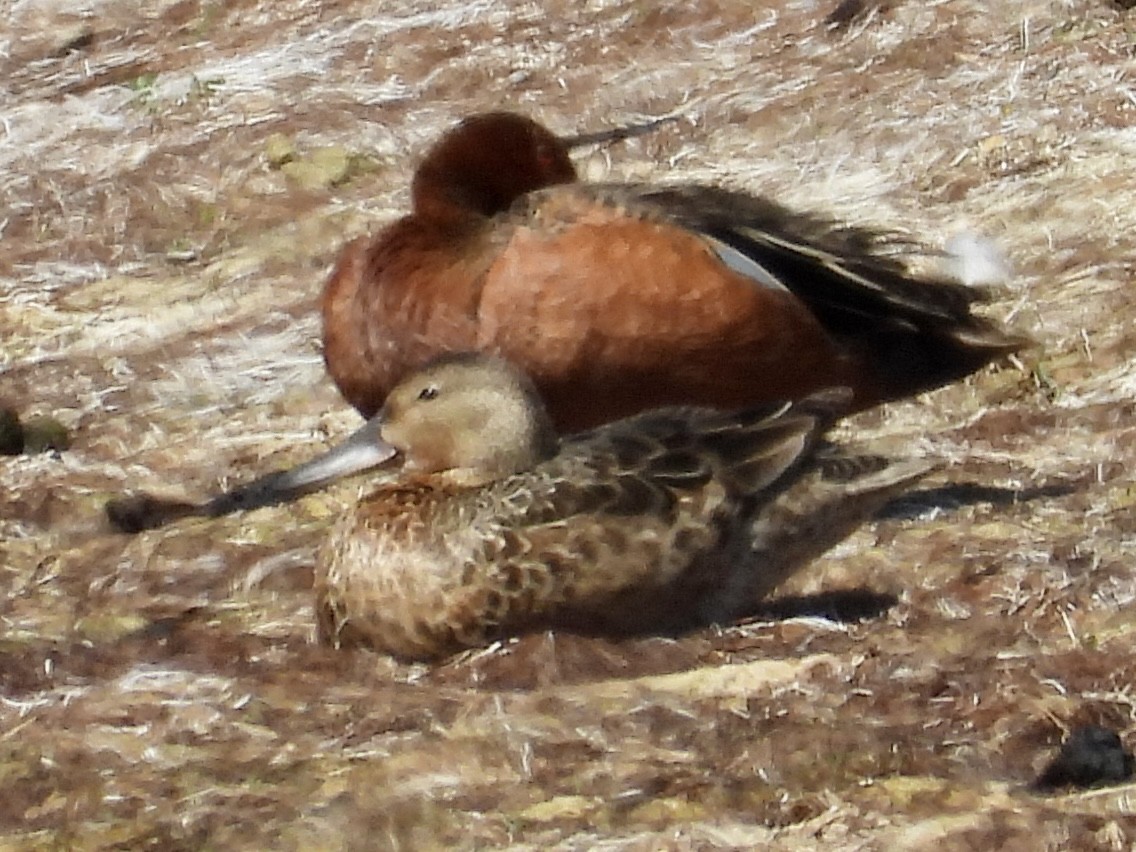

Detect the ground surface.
[{"left": 3, "top": 0, "right": 1136, "bottom": 849}]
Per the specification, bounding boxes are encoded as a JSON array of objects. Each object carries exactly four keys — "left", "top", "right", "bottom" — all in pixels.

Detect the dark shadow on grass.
[
  {"left": 877, "top": 479, "right": 1080, "bottom": 521},
  {"left": 430, "top": 589, "right": 903, "bottom": 691},
  {"left": 750, "top": 588, "right": 900, "bottom": 623}
]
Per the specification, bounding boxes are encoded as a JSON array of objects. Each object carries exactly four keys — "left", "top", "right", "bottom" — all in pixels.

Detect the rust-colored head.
[{"left": 410, "top": 112, "right": 578, "bottom": 224}]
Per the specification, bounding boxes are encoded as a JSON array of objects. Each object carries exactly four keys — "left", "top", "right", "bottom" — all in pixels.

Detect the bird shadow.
[
  {"left": 749, "top": 588, "right": 900, "bottom": 623},
  {"left": 876, "top": 478, "right": 1079, "bottom": 521}
]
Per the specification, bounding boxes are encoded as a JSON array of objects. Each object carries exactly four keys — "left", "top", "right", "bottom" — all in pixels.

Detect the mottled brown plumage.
[{"left": 305, "top": 355, "right": 933, "bottom": 660}]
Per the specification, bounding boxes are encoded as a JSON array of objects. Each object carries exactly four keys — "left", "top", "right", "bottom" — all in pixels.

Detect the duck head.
[
  {"left": 411, "top": 112, "right": 578, "bottom": 224},
  {"left": 410, "top": 111, "right": 677, "bottom": 225},
  {"left": 375, "top": 352, "right": 559, "bottom": 481},
  {"left": 204, "top": 354, "right": 560, "bottom": 516}
]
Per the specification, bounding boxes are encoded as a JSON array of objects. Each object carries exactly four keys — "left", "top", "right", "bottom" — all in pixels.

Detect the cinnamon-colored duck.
[
  {"left": 188, "top": 354, "right": 931, "bottom": 660},
  {"left": 322, "top": 112, "right": 1026, "bottom": 433}
]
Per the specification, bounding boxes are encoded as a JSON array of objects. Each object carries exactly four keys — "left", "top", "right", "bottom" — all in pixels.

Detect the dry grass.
[{"left": 3, "top": 0, "right": 1136, "bottom": 848}]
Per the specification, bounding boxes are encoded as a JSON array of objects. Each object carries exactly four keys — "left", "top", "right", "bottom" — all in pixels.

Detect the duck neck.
[{"left": 411, "top": 166, "right": 514, "bottom": 228}]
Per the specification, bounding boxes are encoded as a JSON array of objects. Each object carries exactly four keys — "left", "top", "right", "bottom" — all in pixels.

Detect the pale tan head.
[
  {"left": 378, "top": 353, "right": 559, "bottom": 481},
  {"left": 200, "top": 354, "right": 560, "bottom": 514}
]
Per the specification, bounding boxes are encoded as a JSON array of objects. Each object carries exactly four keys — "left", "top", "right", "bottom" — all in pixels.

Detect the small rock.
[
  {"left": 1033, "top": 725, "right": 1135, "bottom": 791},
  {"left": 0, "top": 407, "right": 24, "bottom": 455},
  {"left": 308, "top": 146, "right": 352, "bottom": 184},
  {"left": 264, "top": 133, "right": 296, "bottom": 168},
  {"left": 281, "top": 147, "right": 351, "bottom": 190},
  {"left": 74, "top": 613, "right": 151, "bottom": 644},
  {"left": 519, "top": 795, "right": 595, "bottom": 823}
]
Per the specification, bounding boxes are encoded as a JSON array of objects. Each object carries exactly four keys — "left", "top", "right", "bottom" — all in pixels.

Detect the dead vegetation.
[{"left": 3, "top": 0, "right": 1136, "bottom": 848}]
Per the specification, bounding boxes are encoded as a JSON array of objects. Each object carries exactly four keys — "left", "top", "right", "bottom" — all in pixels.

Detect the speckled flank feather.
[{"left": 313, "top": 359, "right": 932, "bottom": 660}]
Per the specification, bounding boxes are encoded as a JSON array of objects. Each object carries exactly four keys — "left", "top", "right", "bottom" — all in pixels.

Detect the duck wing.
[{"left": 524, "top": 183, "right": 1028, "bottom": 405}]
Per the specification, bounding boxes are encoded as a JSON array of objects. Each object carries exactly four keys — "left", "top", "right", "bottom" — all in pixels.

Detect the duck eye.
[{"left": 417, "top": 385, "right": 439, "bottom": 402}]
